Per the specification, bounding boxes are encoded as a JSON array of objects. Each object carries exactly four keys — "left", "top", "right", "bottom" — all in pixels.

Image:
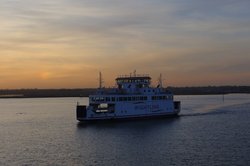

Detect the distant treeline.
[
  {"left": 0, "top": 89, "right": 96, "bottom": 98},
  {"left": 0, "top": 86, "right": 249, "bottom": 98},
  {"left": 167, "top": 86, "right": 250, "bottom": 95}
]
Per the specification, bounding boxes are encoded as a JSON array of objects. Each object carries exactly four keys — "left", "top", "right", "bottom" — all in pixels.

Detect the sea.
[{"left": 0, "top": 94, "right": 250, "bottom": 166}]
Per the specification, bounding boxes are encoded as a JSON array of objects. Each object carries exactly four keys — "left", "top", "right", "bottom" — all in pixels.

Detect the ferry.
[{"left": 76, "top": 72, "right": 181, "bottom": 122}]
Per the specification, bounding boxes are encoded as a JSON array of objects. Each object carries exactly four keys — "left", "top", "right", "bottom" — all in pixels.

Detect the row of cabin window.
[
  {"left": 91, "top": 95, "right": 171, "bottom": 102},
  {"left": 91, "top": 96, "right": 147, "bottom": 102},
  {"left": 151, "top": 95, "right": 173, "bottom": 100},
  {"left": 117, "top": 79, "right": 150, "bottom": 83}
]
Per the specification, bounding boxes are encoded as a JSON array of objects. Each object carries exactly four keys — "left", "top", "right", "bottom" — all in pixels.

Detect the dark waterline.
[{"left": 0, "top": 94, "right": 250, "bottom": 166}]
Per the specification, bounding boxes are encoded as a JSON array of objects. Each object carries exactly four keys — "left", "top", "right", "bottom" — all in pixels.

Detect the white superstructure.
[{"left": 76, "top": 73, "right": 180, "bottom": 121}]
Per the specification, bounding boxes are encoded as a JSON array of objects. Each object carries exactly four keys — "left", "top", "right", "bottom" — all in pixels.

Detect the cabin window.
[
  {"left": 152, "top": 96, "right": 167, "bottom": 100},
  {"left": 128, "top": 97, "right": 131, "bottom": 101},
  {"left": 98, "top": 103, "right": 108, "bottom": 109},
  {"left": 112, "top": 97, "right": 115, "bottom": 101}
]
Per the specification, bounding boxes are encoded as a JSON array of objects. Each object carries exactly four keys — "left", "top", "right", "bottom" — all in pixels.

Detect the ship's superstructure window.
[
  {"left": 115, "top": 96, "right": 148, "bottom": 102},
  {"left": 152, "top": 96, "right": 170, "bottom": 100},
  {"left": 91, "top": 97, "right": 105, "bottom": 102},
  {"left": 90, "top": 96, "right": 152, "bottom": 102},
  {"left": 92, "top": 95, "right": 171, "bottom": 102}
]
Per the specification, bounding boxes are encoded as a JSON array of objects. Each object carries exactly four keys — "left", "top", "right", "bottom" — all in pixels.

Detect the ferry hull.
[
  {"left": 77, "top": 112, "right": 179, "bottom": 122},
  {"left": 76, "top": 101, "right": 180, "bottom": 122}
]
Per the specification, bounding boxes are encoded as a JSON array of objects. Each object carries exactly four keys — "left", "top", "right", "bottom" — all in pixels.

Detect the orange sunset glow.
[{"left": 0, "top": 1, "right": 250, "bottom": 89}]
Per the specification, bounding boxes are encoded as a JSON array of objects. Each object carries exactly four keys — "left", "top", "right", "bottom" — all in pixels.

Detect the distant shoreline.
[{"left": 0, "top": 86, "right": 249, "bottom": 98}]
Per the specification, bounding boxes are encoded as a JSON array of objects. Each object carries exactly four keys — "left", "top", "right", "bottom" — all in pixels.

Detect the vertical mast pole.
[
  {"left": 159, "top": 73, "right": 163, "bottom": 88},
  {"left": 99, "top": 72, "right": 103, "bottom": 88}
]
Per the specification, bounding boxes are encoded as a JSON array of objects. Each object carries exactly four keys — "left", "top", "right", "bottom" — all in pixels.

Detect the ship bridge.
[{"left": 115, "top": 74, "right": 151, "bottom": 93}]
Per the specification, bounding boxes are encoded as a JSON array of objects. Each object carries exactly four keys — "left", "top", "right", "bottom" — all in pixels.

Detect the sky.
[{"left": 0, "top": 0, "right": 250, "bottom": 88}]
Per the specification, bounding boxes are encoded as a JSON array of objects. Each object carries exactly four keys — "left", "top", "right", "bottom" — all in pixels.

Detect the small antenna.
[
  {"left": 158, "top": 73, "right": 163, "bottom": 88},
  {"left": 99, "top": 72, "right": 104, "bottom": 88},
  {"left": 133, "top": 70, "right": 136, "bottom": 77}
]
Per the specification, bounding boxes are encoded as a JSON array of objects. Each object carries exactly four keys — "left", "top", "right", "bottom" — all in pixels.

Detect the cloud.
[{"left": 0, "top": 0, "right": 250, "bottom": 88}]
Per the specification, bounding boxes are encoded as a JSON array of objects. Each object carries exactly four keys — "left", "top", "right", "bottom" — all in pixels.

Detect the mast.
[
  {"left": 133, "top": 70, "right": 136, "bottom": 77},
  {"left": 158, "top": 73, "right": 163, "bottom": 88},
  {"left": 99, "top": 72, "right": 104, "bottom": 88}
]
